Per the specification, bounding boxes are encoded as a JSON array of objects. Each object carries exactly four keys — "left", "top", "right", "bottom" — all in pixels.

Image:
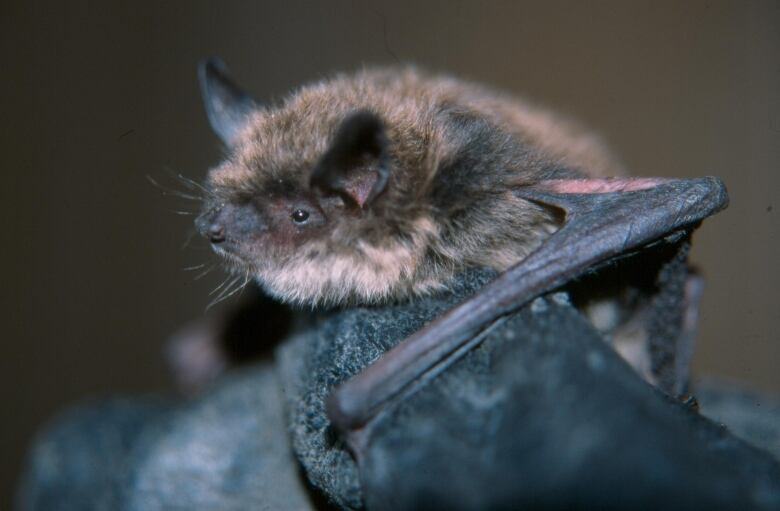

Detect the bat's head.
[{"left": 195, "top": 59, "right": 442, "bottom": 307}]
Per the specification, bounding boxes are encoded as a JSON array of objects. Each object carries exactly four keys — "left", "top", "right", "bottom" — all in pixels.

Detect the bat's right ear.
[{"left": 198, "top": 57, "right": 257, "bottom": 146}]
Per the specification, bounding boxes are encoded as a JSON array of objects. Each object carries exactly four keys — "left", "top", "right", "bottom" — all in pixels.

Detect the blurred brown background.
[{"left": 1, "top": 0, "right": 778, "bottom": 505}]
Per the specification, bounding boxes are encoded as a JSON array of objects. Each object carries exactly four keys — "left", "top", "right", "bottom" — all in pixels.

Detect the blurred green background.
[{"left": 2, "top": 0, "right": 778, "bottom": 506}]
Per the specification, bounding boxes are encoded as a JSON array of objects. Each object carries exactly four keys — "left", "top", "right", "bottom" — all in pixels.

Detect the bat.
[{"left": 193, "top": 58, "right": 728, "bottom": 436}]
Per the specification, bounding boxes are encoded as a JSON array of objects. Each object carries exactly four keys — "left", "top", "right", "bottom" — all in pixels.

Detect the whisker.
[
  {"left": 174, "top": 172, "right": 210, "bottom": 195},
  {"left": 162, "top": 166, "right": 212, "bottom": 198},
  {"left": 236, "top": 272, "right": 251, "bottom": 299},
  {"left": 207, "top": 274, "right": 250, "bottom": 310},
  {"left": 193, "top": 264, "right": 216, "bottom": 281},
  {"left": 170, "top": 209, "right": 195, "bottom": 216},
  {"left": 207, "top": 281, "right": 238, "bottom": 310},
  {"left": 215, "top": 277, "right": 242, "bottom": 302},
  {"left": 181, "top": 228, "right": 199, "bottom": 250},
  {"left": 146, "top": 175, "right": 203, "bottom": 201},
  {"left": 209, "top": 274, "right": 237, "bottom": 296},
  {"left": 182, "top": 263, "right": 207, "bottom": 271}
]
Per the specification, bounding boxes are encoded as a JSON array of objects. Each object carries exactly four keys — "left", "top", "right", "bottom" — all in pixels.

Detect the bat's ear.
[
  {"left": 310, "top": 110, "right": 390, "bottom": 210},
  {"left": 198, "top": 57, "right": 257, "bottom": 146}
]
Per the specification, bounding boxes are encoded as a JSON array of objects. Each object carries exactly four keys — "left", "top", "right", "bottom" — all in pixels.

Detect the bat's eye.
[{"left": 291, "top": 209, "right": 310, "bottom": 224}]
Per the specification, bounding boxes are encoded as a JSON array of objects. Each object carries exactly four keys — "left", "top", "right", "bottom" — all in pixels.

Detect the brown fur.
[{"left": 198, "top": 67, "right": 623, "bottom": 307}]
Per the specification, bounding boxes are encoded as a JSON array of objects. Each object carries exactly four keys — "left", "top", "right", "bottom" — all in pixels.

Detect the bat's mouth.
[{"left": 210, "top": 242, "right": 251, "bottom": 268}]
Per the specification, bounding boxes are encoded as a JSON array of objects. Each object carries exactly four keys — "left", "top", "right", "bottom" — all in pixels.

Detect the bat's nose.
[
  {"left": 195, "top": 205, "right": 226, "bottom": 243},
  {"left": 207, "top": 223, "right": 226, "bottom": 244},
  {"left": 196, "top": 202, "right": 265, "bottom": 245}
]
